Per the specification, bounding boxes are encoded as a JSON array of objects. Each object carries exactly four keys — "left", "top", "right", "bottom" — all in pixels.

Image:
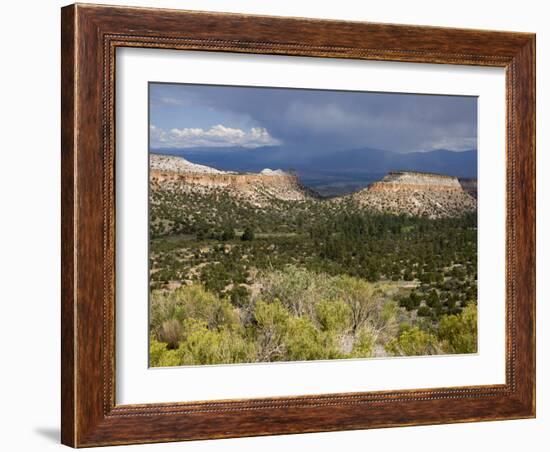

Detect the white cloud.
[{"left": 150, "top": 124, "right": 281, "bottom": 148}]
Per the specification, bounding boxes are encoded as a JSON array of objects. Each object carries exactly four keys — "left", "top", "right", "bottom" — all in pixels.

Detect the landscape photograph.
[{"left": 148, "top": 83, "right": 478, "bottom": 367}]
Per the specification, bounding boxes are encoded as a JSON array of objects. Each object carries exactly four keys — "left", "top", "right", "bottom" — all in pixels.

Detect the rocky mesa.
[
  {"left": 345, "top": 171, "right": 476, "bottom": 218},
  {"left": 151, "top": 155, "right": 476, "bottom": 218},
  {"left": 150, "top": 154, "right": 317, "bottom": 205}
]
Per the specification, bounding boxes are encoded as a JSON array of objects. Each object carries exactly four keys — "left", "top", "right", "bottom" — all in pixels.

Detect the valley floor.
[{"left": 149, "top": 186, "right": 478, "bottom": 366}]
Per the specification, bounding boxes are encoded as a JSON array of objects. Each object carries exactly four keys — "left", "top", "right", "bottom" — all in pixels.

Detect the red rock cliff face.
[
  {"left": 347, "top": 171, "right": 476, "bottom": 218},
  {"left": 150, "top": 170, "right": 317, "bottom": 204},
  {"left": 151, "top": 170, "right": 298, "bottom": 188}
]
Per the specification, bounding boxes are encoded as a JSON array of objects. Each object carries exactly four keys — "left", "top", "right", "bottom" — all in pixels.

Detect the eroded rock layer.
[
  {"left": 150, "top": 156, "right": 476, "bottom": 218},
  {"left": 347, "top": 171, "right": 476, "bottom": 218},
  {"left": 150, "top": 154, "right": 316, "bottom": 205}
]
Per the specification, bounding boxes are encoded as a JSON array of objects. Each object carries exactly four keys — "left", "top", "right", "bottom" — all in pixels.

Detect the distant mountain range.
[{"left": 151, "top": 146, "right": 477, "bottom": 177}]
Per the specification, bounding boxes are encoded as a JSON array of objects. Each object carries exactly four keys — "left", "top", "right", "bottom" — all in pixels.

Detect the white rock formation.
[
  {"left": 150, "top": 154, "right": 230, "bottom": 174},
  {"left": 260, "top": 168, "right": 288, "bottom": 176}
]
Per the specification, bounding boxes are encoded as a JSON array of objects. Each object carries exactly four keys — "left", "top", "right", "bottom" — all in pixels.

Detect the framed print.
[{"left": 61, "top": 3, "right": 536, "bottom": 447}]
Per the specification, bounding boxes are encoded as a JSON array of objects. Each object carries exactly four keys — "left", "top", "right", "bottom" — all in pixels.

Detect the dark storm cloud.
[{"left": 150, "top": 83, "right": 477, "bottom": 153}]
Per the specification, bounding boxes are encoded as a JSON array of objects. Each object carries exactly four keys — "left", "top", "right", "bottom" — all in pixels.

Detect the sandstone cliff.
[
  {"left": 151, "top": 155, "right": 476, "bottom": 218},
  {"left": 345, "top": 171, "right": 476, "bottom": 218},
  {"left": 150, "top": 154, "right": 316, "bottom": 205}
]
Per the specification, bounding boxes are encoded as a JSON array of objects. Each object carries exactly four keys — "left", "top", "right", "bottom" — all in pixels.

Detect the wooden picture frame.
[{"left": 61, "top": 3, "right": 535, "bottom": 447}]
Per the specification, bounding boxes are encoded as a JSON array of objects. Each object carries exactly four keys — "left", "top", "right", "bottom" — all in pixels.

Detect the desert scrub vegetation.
[
  {"left": 385, "top": 303, "right": 477, "bottom": 356},
  {"left": 150, "top": 186, "right": 477, "bottom": 321},
  {"left": 150, "top": 266, "right": 392, "bottom": 366},
  {"left": 149, "top": 266, "right": 478, "bottom": 366},
  {"left": 148, "top": 179, "right": 478, "bottom": 365}
]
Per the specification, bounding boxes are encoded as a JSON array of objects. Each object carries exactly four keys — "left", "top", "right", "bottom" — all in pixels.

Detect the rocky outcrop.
[
  {"left": 151, "top": 155, "right": 476, "bottom": 217},
  {"left": 150, "top": 154, "right": 316, "bottom": 205},
  {"left": 346, "top": 171, "right": 476, "bottom": 218},
  {"left": 150, "top": 154, "right": 230, "bottom": 174},
  {"left": 260, "top": 168, "right": 289, "bottom": 176},
  {"left": 369, "top": 172, "right": 463, "bottom": 190}
]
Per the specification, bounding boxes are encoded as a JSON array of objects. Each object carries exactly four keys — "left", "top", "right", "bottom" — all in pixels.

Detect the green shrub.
[
  {"left": 150, "top": 284, "right": 238, "bottom": 337},
  {"left": 253, "top": 300, "right": 291, "bottom": 361},
  {"left": 253, "top": 299, "right": 343, "bottom": 362},
  {"left": 251, "top": 265, "right": 339, "bottom": 318},
  {"left": 149, "top": 339, "right": 181, "bottom": 367},
  {"left": 228, "top": 285, "right": 250, "bottom": 307},
  {"left": 220, "top": 226, "right": 235, "bottom": 241},
  {"left": 417, "top": 306, "right": 431, "bottom": 317},
  {"left": 332, "top": 275, "right": 381, "bottom": 334},
  {"left": 177, "top": 319, "right": 255, "bottom": 365},
  {"left": 438, "top": 303, "right": 477, "bottom": 354},
  {"left": 285, "top": 316, "right": 337, "bottom": 361},
  {"left": 350, "top": 328, "right": 375, "bottom": 358},
  {"left": 241, "top": 227, "right": 255, "bottom": 241},
  {"left": 385, "top": 326, "right": 439, "bottom": 356},
  {"left": 315, "top": 299, "right": 352, "bottom": 333}
]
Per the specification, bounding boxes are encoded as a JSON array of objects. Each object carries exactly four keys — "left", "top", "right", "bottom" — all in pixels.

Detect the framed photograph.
[{"left": 61, "top": 3, "right": 535, "bottom": 447}]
